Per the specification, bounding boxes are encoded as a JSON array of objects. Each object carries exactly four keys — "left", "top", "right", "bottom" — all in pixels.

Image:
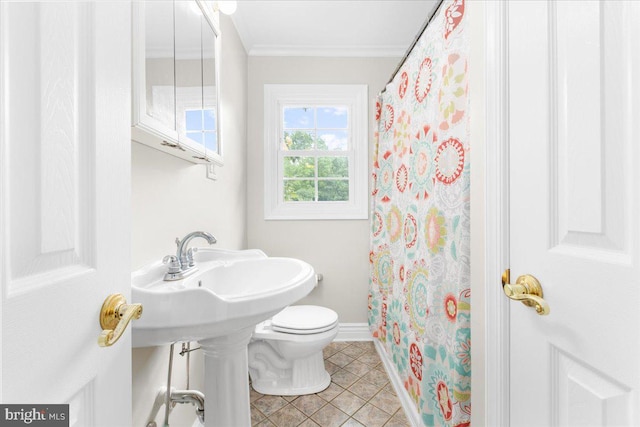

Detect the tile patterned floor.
[{"left": 250, "top": 341, "right": 410, "bottom": 427}]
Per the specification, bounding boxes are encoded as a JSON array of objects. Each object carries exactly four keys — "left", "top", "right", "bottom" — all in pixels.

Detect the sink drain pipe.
[
  {"left": 145, "top": 342, "right": 205, "bottom": 427},
  {"left": 163, "top": 343, "right": 175, "bottom": 427},
  {"left": 145, "top": 386, "right": 204, "bottom": 427}
]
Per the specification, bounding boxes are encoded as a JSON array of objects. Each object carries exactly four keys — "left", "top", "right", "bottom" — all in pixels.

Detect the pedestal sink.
[{"left": 131, "top": 249, "right": 316, "bottom": 426}]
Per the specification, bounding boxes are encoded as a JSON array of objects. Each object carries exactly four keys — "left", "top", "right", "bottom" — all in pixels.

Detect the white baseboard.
[
  {"left": 334, "top": 323, "right": 373, "bottom": 342},
  {"left": 373, "top": 340, "right": 421, "bottom": 427}
]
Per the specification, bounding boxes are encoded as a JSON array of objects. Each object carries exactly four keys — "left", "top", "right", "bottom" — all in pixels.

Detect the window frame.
[{"left": 264, "top": 84, "right": 369, "bottom": 220}]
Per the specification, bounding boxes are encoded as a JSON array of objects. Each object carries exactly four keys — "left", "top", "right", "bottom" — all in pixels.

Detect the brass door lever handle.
[
  {"left": 98, "top": 293, "right": 143, "bottom": 347},
  {"left": 502, "top": 269, "right": 550, "bottom": 315}
]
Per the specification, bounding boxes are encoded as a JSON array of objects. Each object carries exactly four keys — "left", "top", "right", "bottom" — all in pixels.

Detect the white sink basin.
[{"left": 131, "top": 248, "right": 316, "bottom": 347}]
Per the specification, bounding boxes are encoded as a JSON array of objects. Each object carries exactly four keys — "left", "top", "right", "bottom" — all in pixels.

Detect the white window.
[{"left": 264, "top": 84, "right": 368, "bottom": 220}]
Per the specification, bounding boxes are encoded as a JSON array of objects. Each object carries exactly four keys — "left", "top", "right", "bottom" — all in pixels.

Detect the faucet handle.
[
  {"left": 186, "top": 248, "right": 197, "bottom": 268},
  {"left": 163, "top": 255, "right": 181, "bottom": 274},
  {"left": 175, "top": 237, "right": 181, "bottom": 248}
]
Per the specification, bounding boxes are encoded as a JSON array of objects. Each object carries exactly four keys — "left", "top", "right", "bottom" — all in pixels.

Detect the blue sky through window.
[
  {"left": 284, "top": 107, "right": 314, "bottom": 129},
  {"left": 204, "top": 132, "right": 217, "bottom": 152},
  {"left": 186, "top": 110, "right": 202, "bottom": 130},
  {"left": 185, "top": 109, "right": 217, "bottom": 152},
  {"left": 317, "top": 106, "right": 348, "bottom": 129},
  {"left": 283, "top": 106, "right": 348, "bottom": 130},
  {"left": 204, "top": 109, "right": 216, "bottom": 129},
  {"left": 283, "top": 106, "right": 348, "bottom": 151}
]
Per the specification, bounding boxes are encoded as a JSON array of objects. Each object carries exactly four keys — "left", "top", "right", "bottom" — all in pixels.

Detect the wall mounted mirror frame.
[{"left": 131, "top": 0, "right": 223, "bottom": 167}]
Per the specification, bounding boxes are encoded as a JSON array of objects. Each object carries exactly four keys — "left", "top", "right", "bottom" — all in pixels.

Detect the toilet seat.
[
  {"left": 271, "top": 305, "right": 338, "bottom": 335},
  {"left": 271, "top": 322, "right": 338, "bottom": 335}
]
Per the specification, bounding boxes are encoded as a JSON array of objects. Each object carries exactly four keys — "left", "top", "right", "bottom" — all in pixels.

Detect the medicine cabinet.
[{"left": 132, "top": 0, "right": 223, "bottom": 166}]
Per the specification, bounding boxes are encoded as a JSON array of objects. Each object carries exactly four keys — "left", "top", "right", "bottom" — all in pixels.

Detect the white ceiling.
[{"left": 230, "top": 1, "right": 439, "bottom": 57}]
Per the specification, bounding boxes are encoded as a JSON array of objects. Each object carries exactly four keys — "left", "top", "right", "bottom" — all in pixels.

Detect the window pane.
[
  {"left": 283, "top": 130, "right": 316, "bottom": 150},
  {"left": 318, "top": 157, "right": 348, "bottom": 178},
  {"left": 284, "top": 180, "right": 315, "bottom": 201},
  {"left": 185, "top": 110, "right": 202, "bottom": 131},
  {"left": 284, "top": 156, "right": 315, "bottom": 178},
  {"left": 317, "top": 106, "right": 348, "bottom": 129},
  {"left": 204, "top": 132, "right": 217, "bottom": 152},
  {"left": 186, "top": 131, "right": 203, "bottom": 144},
  {"left": 318, "top": 130, "right": 348, "bottom": 151},
  {"left": 203, "top": 109, "right": 216, "bottom": 131},
  {"left": 284, "top": 107, "right": 314, "bottom": 129},
  {"left": 318, "top": 180, "right": 349, "bottom": 201}
]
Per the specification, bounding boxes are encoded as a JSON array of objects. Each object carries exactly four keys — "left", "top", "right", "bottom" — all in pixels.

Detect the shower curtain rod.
[{"left": 380, "top": 0, "right": 445, "bottom": 95}]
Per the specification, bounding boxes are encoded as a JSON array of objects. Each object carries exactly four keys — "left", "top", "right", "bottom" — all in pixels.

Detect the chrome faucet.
[{"left": 163, "top": 231, "right": 217, "bottom": 281}]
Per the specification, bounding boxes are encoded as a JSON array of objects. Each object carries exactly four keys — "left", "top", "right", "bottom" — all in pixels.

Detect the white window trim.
[{"left": 264, "top": 84, "right": 369, "bottom": 220}]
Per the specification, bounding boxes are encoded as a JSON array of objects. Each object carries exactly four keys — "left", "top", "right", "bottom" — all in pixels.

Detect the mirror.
[
  {"left": 175, "top": 1, "right": 204, "bottom": 154},
  {"left": 144, "top": 1, "right": 176, "bottom": 132},
  {"left": 132, "top": 0, "right": 222, "bottom": 166},
  {"left": 202, "top": 18, "right": 219, "bottom": 158}
]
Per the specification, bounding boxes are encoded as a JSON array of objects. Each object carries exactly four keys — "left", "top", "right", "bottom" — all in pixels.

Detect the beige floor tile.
[
  {"left": 353, "top": 341, "right": 376, "bottom": 352},
  {"left": 317, "top": 382, "right": 345, "bottom": 401},
  {"left": 251, "top": 404, "right": 266, "bottom": 425},
  {"left": 363, "top": 350, "right": 380, "bottom": 360},
  {"left": 310, "top": 404, "right": 349, "bottom": 427},
  {"left": 324, "top": 346, "right": 340, "bottom": 359},
  {"left": 332, "top": 342, "right": 351, "bottom": 350},
  {"left": 348, "top": 379, "right": 383, "bottom": 401},
  {"left": 352, "top": 403, "right": 392, "bottom": 427},
  {"left": 341, "top": 418, "right": 366, "bottom": 427},
  {"left": 356, "top": 352, "right": 381, "bottom": 367},
  {"left": 382, "top": 383, "right": 397, "bottom": 396},
  {"left": 325, "top": 342, "right": 350, "bottom": 353},
  {"left": 341, "top": 344, "right": 366, "bottom": 358},
  {"left": 369, "top": 390, "right": 401, "bottom": 415},
  {"left": 330, "top": 369, "right": 359, "bottom": 388},
  {"left": 374, "top": 363, "right": 387, "bottom": 373},
  {"left": 254, "top": 419, "right": 276, "bottom": 427},
  {"left": 298, "top": 419, "right": 321, "bottom": 427},
  {"left": 342, "top": 360, "right": 371, "bottom": 377},
  {"left": 361, "top": 369, "right": 389, "bottom": 388},
  {"left": 329, "top": 390, "right": 366, "bottom": 416},
  {"left": 251, "top": 387, "right": 264, "bottom": 402},
  {"left": 282, "top": 395, "right": 298, "bottom": 402},
  {"left": 292, "top": 394, "right": 327, "bottom": 416},
  {"left": 384, "top": 409, "right": 411, "bottom": 427},
  {"left": 324, "top": 360, "right": 341, "bottom": 375},
  {"left": 268, "top": 404, "right": 308, "bottom": 427},
  {"left": 253, "top": 395, "right": 288, "bottom": 417},
  {"left": 328, "top": 352, "right": 355, "bottom": 368}
]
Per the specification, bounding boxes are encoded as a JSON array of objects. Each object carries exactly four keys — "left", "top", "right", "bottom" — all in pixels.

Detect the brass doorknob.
[
  {"left": 98, "top": 293, "right": 143, "bottom": 347},
  {"left": 501, "top": 269, "right": 550, "bottom": 315}
]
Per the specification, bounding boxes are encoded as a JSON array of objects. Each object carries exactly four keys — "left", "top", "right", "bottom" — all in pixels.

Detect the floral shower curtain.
[{"left": 368, "top": 0, "right": 470, "bottom": 425}]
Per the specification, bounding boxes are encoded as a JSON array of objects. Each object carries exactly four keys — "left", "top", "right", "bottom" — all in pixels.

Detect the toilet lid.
[{"left": 271, "top": 305, "right": 339, "bottom": 334}]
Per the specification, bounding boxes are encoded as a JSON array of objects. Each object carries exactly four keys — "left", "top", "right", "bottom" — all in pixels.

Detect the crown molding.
[{"left": 247, "top": 44, "right": 406, "bottom": 58}]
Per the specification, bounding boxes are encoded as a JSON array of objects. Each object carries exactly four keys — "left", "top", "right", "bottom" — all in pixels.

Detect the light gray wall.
[
  {"left": 131, "top": 15, "right": 247, "bottom": 427},
  {"left": 246, "top": 57, "right": 399, "bottom": 323}
]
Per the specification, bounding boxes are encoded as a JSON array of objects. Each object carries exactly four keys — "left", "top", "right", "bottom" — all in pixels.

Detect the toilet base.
[
  {"left": 251, "top": 371, "right": 331, "bottom": 396},
  {"left": 249, "top": 349, "right": 332, "bottom": 396}
]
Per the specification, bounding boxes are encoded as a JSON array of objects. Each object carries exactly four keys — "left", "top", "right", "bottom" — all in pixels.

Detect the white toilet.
[{"left": 248, "top": 305, "right": 339, "bottom": 396}]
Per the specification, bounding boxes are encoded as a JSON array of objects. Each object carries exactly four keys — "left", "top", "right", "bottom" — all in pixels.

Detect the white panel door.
[
  {"left": 0, "top": 2, "right": 132, "bottom": 426},
  {"left": 509, "top": 1, "right": 640, "bottom": 426}
]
